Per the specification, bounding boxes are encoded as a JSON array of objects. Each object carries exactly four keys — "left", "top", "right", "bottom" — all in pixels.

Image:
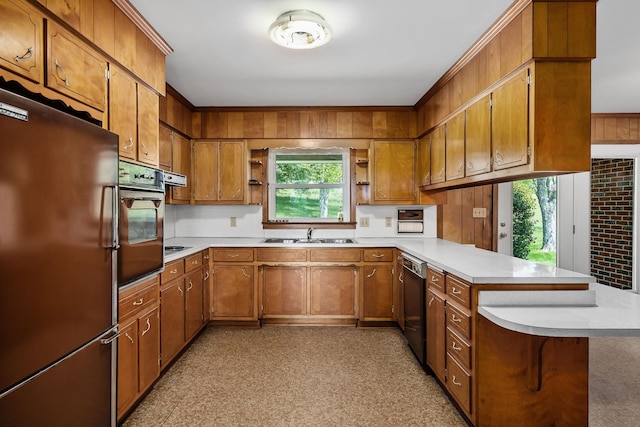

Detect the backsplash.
[{"left": 164, "top": 205, "right": 437, "bottom": 239}]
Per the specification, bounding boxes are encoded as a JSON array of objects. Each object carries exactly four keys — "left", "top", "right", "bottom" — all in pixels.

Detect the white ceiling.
[{"left": 129, "top": 0, "right": 640, "bottom": 113}]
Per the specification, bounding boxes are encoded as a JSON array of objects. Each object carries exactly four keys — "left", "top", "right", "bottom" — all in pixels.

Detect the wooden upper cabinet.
[
  {"left": 430, "top": 125, "right": 446, "bottom": 184},
  {"left": 137, "top": 84, "right": 159, "bottom": 167},
  {"left": 417, "top": 134, "right": 431, "bottom": 187},
  {"left": 372, "top": 140, "right": 416, "bottom": 204},
  {"left": 193, "top": 140, "right": 218, "bottom": 201},
  {"left": 46, "top": 21, "right": 107, "bottom": 111},
  {"left": 0, "top": 0, "right": 43, "bottom": 83},
  {"left": 491, "top": 68, "right": 529, "bottom": 171},
  {"left": 192, "top": 140, "right": 246, "bottom": 204},
  {"left": 445, "top": 112, "right": 465, "bottom": 181},
  {"left": 110, "top": 66, "right": 137, "bottom": 159},
  {"left": 159, "top": 124, "right": 172, "bottom": 171},
  {"left": 171, "top": 133, "right": 192, "bottom": 202},
  {"left": 465, "top": 95, "right": 492, "bottom": 176}
]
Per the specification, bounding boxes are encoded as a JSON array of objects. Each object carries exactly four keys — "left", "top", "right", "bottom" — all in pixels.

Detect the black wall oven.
[{"left": 118, "top": 161, "right": 165, "bottom": 286}]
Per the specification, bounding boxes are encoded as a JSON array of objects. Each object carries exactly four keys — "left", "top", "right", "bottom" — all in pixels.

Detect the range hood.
[{"left": 163, "top": 171, "right": 187, "bottom": 187}]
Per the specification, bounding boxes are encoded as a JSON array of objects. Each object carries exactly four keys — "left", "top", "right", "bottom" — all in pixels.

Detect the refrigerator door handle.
[
  {"left": 99, "top": 327, "right": 120, "bottom": 345},
  {"left": 112, "top": 185, "right": 119, "bottom": 250}
]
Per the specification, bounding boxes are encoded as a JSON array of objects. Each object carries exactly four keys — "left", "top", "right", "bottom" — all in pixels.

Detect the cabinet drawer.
[
  {"left": 447, "top": 328, "right": 472, "bottom": 370},
  {"left": 363, "top": 248, "right": 393, "bottom": 262},
  {"left": 119, "top": 276, "right": 158, "bottom": 320},
  {"left": 446, "top": 275, "right": 471, "bottom": 309},
  {"left": 427, "top": 268, "right": 445, "bottom": 293},
  {"left": 310, "top": 248, "right": 361, "bottom": 262},
  {"left": 256, "top": 248, "right": 307, "bottom": 262},
  {"left": 446, "top": 303, "right": 471, "bottom": 340},
  {"left": 185, "top": 252, "right": 203, "bottom": 272},
  {"left": 213, "top": 248, "right": 254, "bottom": 262},
  {"left": 202, "top": 249, "right": 211, "bottom": 264},
  {"left": 447, "top": 354, "right": 472, "bottom": 415},
  {"left": 161, "top": 259, "right": 184, "bottom": 283}
]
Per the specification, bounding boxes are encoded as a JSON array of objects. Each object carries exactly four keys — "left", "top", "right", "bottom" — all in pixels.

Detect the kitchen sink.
[
  {"left": 165, "top": 245, "right": 192, "bottom": 253},
  {"left": 262, "top": 238, "right": 354, "bottom": 244}
]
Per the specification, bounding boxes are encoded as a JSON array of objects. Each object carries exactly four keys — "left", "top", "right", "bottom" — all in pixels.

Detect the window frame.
[{"left": 264, "top": 148, "right": 356, "bottom": 228}]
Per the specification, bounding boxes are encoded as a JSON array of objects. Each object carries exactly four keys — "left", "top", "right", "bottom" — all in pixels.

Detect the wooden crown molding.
[{"left": 112, "top": 0, "right": 173, "bottom": 56}]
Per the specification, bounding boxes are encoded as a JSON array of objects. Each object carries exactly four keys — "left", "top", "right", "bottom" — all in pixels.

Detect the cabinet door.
[
  {"left": 159, "top": 124, "right": 172, "bottom": 171},
  {"left": 160, "top": 279, "right": 185, "bottom": 368},
  {"left": 137, "top": 307, "right": 159, "bottom": 394},
  {"left": 430, "top": 125, "right": 446, "bottom": 184},
  {"left": 171, "top": 133, "right": 191, "bottom": 201},
  {"left": 212, "top": 265, "right": 255, "bottom": 319},
  {"left": 465, "top": 95, "right": 491, "bottom": 176},
  {"left": 446, "top": 112, "right": 465, "bottom": 181},
  {"left": 218, "top": 140, "right": 246, "bottom": 202},
  {"left": 110, "top": 66, "right": 137, "bottom": 160},
  {"left": 261, "top": 266, "right": 307, "bottom": 317},
  {"left": 372, "top": 140, "right": 416, "bottom": 203},
  {"left": 394, "top": 251, "right": 404, "bottom": 330},
  {"left": 362, "top": 264, "right": 394, "bottom": 320},
  {"left": 137, "top": 84, "right": 159, "bottom": 167},
  {"left": 309, "top": 266, "right": 357, "bottom": 317},
  {"left": 492, "top": 68, "right": 529, "bottom": 170},
  {"left": 426, "top": 288, "right": 446, "bottom": 383},
  {"left": 116, "top": 318, "right": 138, "bottom": 418},
  {"left": 193, "top": 140, "right": 218, "bottom": 201},
  {"left": 185, "top": 269, "right": 204, "bottom": 340},
  {"left": 46, "top": 22, "right": 107, "bottom": 111},
  {"left": 417, "top": 134, "right": 431, "bottom": 187},
  {"left": 0, "top": 0, "right": 43, "bottom": 83}
]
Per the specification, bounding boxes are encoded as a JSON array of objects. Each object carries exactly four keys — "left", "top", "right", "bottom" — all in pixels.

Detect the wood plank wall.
[
  {"left": 591, "top": 114, "right": 640, "bottom": 144},
  {"left": 437, "top": 185, "right": 494, "bottom": 251}
]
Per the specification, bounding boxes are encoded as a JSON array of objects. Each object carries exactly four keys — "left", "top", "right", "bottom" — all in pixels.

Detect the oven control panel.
[{"left": 119, "top": 160, "right": 164, "bottom": 191}]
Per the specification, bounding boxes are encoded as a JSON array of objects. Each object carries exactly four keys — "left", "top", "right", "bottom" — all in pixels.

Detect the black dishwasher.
[{"left": 402, "top": 253, "right": 427, "bottom": 366}]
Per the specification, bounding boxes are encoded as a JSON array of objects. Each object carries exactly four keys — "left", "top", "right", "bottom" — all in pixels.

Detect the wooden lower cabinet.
[
  {"left": 260, "top": 265, "right": 307, "bottom": 317},
  {"left": 211, "top": 264, "right": 256, "bottom": 320},
  {"left": 160, "top": 250, "right": 207, "bottom": 369},
  {"left": 310, "top": 266, "right": 357, "bottom": 317},
  {"left": 117, "top": 275, "right": 160, "bottom": 421},
  {"left": 426, "top": 285, "right": 446, "bottom": 383}
]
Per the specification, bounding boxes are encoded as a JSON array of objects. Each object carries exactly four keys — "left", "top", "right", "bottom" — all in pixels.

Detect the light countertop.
[
  {"left": 478, "top": 283, "right": 640, "bottom": 337},
  {"left": 164, "top": 236, "right": 594, "bottom": 285}
]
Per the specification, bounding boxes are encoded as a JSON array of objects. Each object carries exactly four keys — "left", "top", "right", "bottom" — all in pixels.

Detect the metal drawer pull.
[
  {"left": 451, "top": 314, "right": 462, "bottom": 323},
  {"left": 192, "top": 260, "right": 198, "bottom": 265},
  {"left": 431, "top": 275, "right": 439, "bottom": 283},
  {"left": 14, "top": 47, "right": 33, "bottom": 62},
  {"left": 452, "top": 375, "right": 462, "bottom": 387},
  {"left": 452, "top": 342, "right": 462, "bottom": 351},
  {"left": 141, "top": 318, "right": 151, "bottom": 336},
  {"left": 228, "top": 254, "right": 239, "bottom": 258},
  {"left": 367, "top": 268, "right": 377, "bottom": 278},
  {"left": 125, "top": 332, "right": 134, "bottom": 344},
  {"left": 132, "top": 298, "right": 143, "bottom": 306},
  {"left": 371, "top": 254, "right": 385, "bottom": 258},
  {"left": 124, "top": 137, "right": 134, "bottom": 150},
  {"left": 241, "top": 268, "right": 251, "bottom": 278},
  {"left": 451, "top": 287, "right": 462, "bottom": 295},
  {"left": 54, "top": 59, "right": 70, "bottom": 86},
  {"left": 428, "top": 297, "right": 435, "bottom": 308},
  {"left": 170, "top": 269, "right": 178, "bottom": 274},
  {"left": 140, "top": 141, "right": 149, "bottom": 156},
  {"left": 178, "top": 286, "right": 183, "bottom": 296},
  {"left": 187, "top": 281, "right": 193, "bottom": 291},
  {"left": 204, "top": 271, "right": 209, "bottom": 281}
]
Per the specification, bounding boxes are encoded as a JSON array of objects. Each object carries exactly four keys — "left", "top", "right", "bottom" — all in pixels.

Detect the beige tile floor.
[{"left": 122, "top": 327, "right": 640, "bottom": 427}]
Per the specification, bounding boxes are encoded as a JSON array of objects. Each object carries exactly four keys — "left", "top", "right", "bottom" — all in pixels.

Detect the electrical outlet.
[
  {"left": 230, "top": 217, "right": 237, "bottom": 227},
  {"left": 360, "top": 217, "right": 370, "bottom": 227},
  {"left": 472, "top": 208, "right": 487, "bottom": 218},
  {"left": 385, "top": 217, "right": 392, "bottom": 227}
]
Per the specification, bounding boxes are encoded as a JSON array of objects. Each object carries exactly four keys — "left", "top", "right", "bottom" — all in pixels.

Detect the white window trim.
[{"left": 268, "top": 148, "right": 350, "bottom": 222}]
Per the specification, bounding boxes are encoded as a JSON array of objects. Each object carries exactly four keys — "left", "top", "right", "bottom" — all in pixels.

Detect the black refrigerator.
[{"left": 0, "top": 87, "right": 118, "bottom": 426}]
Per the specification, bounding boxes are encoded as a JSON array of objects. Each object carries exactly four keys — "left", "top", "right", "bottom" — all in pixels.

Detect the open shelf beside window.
[
  {"left": 355, "top": 149, "right": 370, "bottom": 205},
  {"left": 248, "top": 149, "right": 267, "bottom": 205}
]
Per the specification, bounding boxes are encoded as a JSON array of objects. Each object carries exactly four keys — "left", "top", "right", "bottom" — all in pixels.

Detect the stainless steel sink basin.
[
  {"left": 262, "top": 238, "right": 354, "bottom": 244},
  {"left": 164, "top": 245, "right": 192, "bottom": 253}
]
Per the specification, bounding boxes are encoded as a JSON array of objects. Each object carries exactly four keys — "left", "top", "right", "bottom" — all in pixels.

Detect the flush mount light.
[{"left": 269, "top": 10, "right": 332, "bottom": 50}]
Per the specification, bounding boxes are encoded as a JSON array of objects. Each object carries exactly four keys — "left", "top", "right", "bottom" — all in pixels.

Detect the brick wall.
[{"left": 591, "top": 159, "right": 635, "bottom": 289}]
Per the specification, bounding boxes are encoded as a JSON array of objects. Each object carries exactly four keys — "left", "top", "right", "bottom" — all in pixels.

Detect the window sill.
[{"left": 262, "top": 221, "right": 356, "bottom": 230}]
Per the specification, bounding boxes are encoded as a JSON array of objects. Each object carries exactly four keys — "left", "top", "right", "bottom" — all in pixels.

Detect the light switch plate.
[
  {"left": 360, "top": 217, "right": 370, "bottom": 227},
  {"left": 230, "top": 217, "right": 237, "bottom": 227},
  {"left": 472, "top": 208, "right": 487, "bottom": 218},
  {"left": 385, "top": 217, "right": 392, "bottom": 227}
]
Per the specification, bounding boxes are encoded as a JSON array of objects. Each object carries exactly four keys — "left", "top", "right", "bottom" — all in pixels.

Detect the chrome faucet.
[{"left": 307, "top": 228, "right": 314, "bottom": 240}]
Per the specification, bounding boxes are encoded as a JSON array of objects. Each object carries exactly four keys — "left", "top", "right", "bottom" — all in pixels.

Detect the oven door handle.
[{"left": 122, "top": 197, "right": 162, "bottom": 209}]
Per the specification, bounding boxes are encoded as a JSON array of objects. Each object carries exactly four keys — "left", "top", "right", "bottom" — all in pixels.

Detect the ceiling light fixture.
[{"left": 269, "top": 10, "right": 332, "bottom": 50}]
